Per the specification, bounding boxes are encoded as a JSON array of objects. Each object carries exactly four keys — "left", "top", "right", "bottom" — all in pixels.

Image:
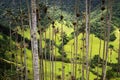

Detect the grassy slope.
[
  {"left": 0, "top": 21, "right": 119, "bottom": 80},
  {"left": 1, "top": 3, "right": 120, "bottom": 79},
  {"left": 16, "top": 20, "right": 119, "bottom": 79}
]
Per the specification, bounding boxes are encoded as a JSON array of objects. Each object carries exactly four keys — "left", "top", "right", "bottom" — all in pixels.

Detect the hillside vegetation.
[{"left": 0, "top": 0, "right": 120, "bottom": 80}]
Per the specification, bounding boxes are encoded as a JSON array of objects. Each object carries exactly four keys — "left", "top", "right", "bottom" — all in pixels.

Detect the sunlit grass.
[{"left": 1, "top": 21, "right": 120, "bottom": 79}]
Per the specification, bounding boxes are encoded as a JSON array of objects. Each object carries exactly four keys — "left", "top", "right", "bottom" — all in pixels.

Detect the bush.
[
  {"left": 106, "top": 69, "right": 117, "bottom": 79},
  {"left": 109, "top": 44, "right": 114, "bottom": 49},
  {"left": 110, "top": 33, "right": 116, "bottom": 41},
  {"left": 55, "top": 56, "right": 70, "bottom": 63},
  {"left": 63, "top": 58, "right": 70, "bottom": 63},
  {"left": 55, "top": 56, "right": 62, "bottom": 61},
  {"left": 90, "top": 21, "right": 116, "bottom": 41}
]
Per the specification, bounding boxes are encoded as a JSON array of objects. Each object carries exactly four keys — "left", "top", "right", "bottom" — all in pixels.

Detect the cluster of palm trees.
[{"left": 1, "top": 0, "right": 117, "bottom": 80}]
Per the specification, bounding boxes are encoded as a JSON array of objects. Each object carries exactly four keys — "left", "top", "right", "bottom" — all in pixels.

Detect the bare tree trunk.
[
  {"left": 51, "top": 25, "right": 55, "bottom": 80},
  {"left": 44, "top": 30, "right": 47, "bottom": 80},
  {"left": 39, "top": 29, "right": 44, "bottom": 80},
  {"left": 82, "top": 32, "right": 85, "bottom": 80},
  {"left": 49, "top": 26, "right": 52, "bottom": 80},
  {"left": 20, "top": 1, "right": 28, "bottom": 79},
  {"left": 88, "top": 0, "right": 91, "bottom": 79},
  {"left": 97, "top": 35, "right": 102, "bottom": 80},
  {"left": 9, "top": 21, "right": 13, "bottom": 80},
  {"left": 118, "top": 28, "right": 120, "bottom": 75},
  {"left": 102, "top": 24, "right": 106, "bottom": 79},
  {"left": 54, "top": 29, "right": 57, "bottom": 79},
  {"left": 61, "top": 23, "right": 65, "bottom": 80},
  {"left": 97, "top": 1, "right": 104, "bottom": 79},
  {"left": 73, "top": 24, "right": 75, "bottom": 78},
  {"left": 31, "top": 0, "right": 39, "bottom": 80},
  {"left": 101, "top": 0, "right": 107, "bottom": 79},
  {"left": 75, "top": 0, "right": 79, "bottom": 78},
  {"left": 19, "top": 1, "right": 24, "bottom": 79},
  {"left": 71, "top": 44, "right": 73, "bottom": 75},
  {"left": 85, "top": 0, "right": 89, "bottom": 80},
  {"left": 23, "top": 39, "right": 27, "bottom": 80},
  {"left": 102, "top": 0, "right": 112, "bottom": 80},
  {"left": 26, "top": 1, "right": 32, "bottom": 79},
  {"left": 22, "top": 16, "right": 27, "bottom": 80},
  {"left": 14, "top": 30, "right": 19, "bottom": 80}
]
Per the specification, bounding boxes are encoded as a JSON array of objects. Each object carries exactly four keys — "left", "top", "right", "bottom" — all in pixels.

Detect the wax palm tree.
[
  {"left": 85, "top": 0, "right": 90, "bottom": 79},
  {"left": 31, "top": 0, "right": 39, "bottom": 80}
]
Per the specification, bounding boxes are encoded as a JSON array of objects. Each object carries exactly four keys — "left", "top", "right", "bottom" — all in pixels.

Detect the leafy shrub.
[
  {"left": 55, "top": 55, "right": 70, "bottom": 63},
  {"left": 110, "top": 33, "right": 116, "bottom": 41},
  {"left": 90, "top": 21, "right": 116, "bottom": 41},
  {"left": 106, "top": 69, "right": 117, "bottom": 79}
]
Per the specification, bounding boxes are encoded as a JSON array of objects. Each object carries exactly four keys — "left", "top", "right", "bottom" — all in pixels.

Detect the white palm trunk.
[
  {"left": 82, "top": 32, "right": 85, "bottom": 80},
  {"left": 31, "top": 0, "right": 39, "bottom": 80},
  {"left": 103, "top": 0, "right": 112, "bottom": 80},
  {"left": 85, "top": 0, "right": 89, "bottom": 80}
]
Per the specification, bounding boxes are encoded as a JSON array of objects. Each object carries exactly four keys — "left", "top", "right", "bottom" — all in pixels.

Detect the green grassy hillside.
[{"left": 0, "top": 0, "right": 120, "bottom": 80}]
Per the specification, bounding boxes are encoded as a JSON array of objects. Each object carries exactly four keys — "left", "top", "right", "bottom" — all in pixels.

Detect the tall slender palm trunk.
[
  {"left": 31, "top": 0, "right": 39, "bottom": 80},
  {"left": 51, "top": 24, "right": 55, "bottom": 80},
  {"left": 82, "top": 32, "right": 85, "bottom": 80},
  {"left": 44, "top": 30, "right": 47, "bottom": 80},
  {"left": 85, "top": 0, "right": 90, "bottom": 80},
  {"left": 19, "top": 0, "right": 28, "bottom": 79},
  {"left": 61, "top": 23, "right": 65, "bottom": 80},
  {"left": 9, "top": 21, "right": 13, "bottom": 80},
  {"left": 49, "top": 26, "right": 52, "bottom": 80},
  {"left": 26, "top": 0, "right": 32, "bottom": 79},
  {"left": 118, "top": 28, "right": 120, "bottom": 75},
  {"left": 102, "top": 0, "right": 112, "bottom": 80}
]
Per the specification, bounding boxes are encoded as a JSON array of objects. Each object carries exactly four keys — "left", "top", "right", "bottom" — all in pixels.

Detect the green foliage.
[
  {"left": 91, "top": 21, "right": 116, "bottom": 41},
  {"left": 90, "top": 55, "right": 102, "bottom": 68},
  {"left": 106, "top": 69, "right": 119, "bottom": 79},
  {"left": 112, "top": 2, "right": 120, "bottom": 27},
  {"left": 61, "top": 32, "right": 69, "bottom": 45},
  {"left": 109, "top": 44, "right": 114, "bottom": 49},
  {"left": 0, "top": 33, "right": 10, "bottom": 59},
  {"left": 0, "top": 59, "right": 16, "bottom": 79},
  {"left": 110, "top": 33, "right": 117, "bottom": 41},
  {"left": 106, "top": 70, "right": 115, "bottom": 79},
  {"left": 77, "top": 76, "right": 86, "bottom": 80},
  {"left": 55, "top": 56, "right": 70, "bottom": 63},
  {"left": 1, "top": 0, "right": 120, "bottom": 80}
]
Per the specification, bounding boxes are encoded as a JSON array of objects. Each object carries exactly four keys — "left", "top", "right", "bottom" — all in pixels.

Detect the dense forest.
[{"left": 0, "top": 0, "right": 120, "bottom": 80}]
